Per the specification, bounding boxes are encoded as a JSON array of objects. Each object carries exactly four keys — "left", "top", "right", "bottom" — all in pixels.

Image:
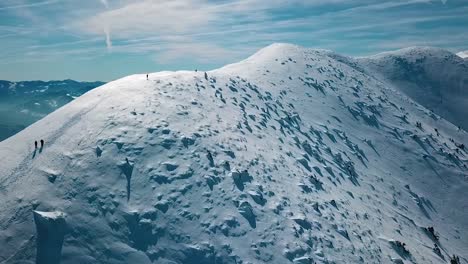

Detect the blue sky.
[{"left": 0, "top": 0, "right": 467, "bottom": 81}]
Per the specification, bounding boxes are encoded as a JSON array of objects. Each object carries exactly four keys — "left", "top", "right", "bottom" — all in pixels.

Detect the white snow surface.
[
  {"left": 33, "top": 210, "right": 65, "bottom": 220},
  {"left": 0, "top": 43, "right": 467, "bottom": 264},
  {"left": 357, "top": 46, "right": 468, "bottom": 131},
  {"left": 457, "top": 51, "right": 468, "bottom": 59}
]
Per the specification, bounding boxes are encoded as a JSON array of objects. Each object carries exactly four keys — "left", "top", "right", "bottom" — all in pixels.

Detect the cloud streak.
[{"left": 0, "top": 0, "right": 60, "bottom": 11}]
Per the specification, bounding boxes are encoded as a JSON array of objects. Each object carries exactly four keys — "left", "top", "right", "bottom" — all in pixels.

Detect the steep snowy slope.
[
  {"left": 0, "top": 44, "right": 467, "bottom": 264},
  {"left": 358, "top": 47, "right": 468, "bottom": 131}
]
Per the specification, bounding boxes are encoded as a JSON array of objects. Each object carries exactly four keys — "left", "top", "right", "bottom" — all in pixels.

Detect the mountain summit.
[{"left": 0, "top": 44, "right": 466, "bottom": 264}]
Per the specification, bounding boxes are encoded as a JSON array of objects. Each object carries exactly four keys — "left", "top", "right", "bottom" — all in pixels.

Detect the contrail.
[
  {"left": 99, "top": 0, "right": 111, "bottom": 50},
  {"left": 99, "top": 0, "right": 109, "bottom": 9},
  {"left": 104, "top": 26, "right": 112, "bottom": 50}
]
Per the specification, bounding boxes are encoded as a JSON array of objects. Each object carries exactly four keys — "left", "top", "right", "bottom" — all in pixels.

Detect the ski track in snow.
[{"left": 0, "top": 43, "right": 467, "bottom": 264}]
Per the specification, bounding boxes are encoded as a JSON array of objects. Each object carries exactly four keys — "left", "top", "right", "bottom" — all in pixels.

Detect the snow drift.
[{"left": 0, "top": 43, "right": 467, "bottom": 264}]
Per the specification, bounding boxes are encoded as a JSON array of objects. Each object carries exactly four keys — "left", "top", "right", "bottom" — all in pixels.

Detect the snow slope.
[
  {"left": 0, "top": 43, "right": 467, "bottom": 264},
  {"left": 457, "top": 51, "right": 468, "bottom": 59},
  {"left": 357, "top": 47, "right": 468, "bottom": 131}
]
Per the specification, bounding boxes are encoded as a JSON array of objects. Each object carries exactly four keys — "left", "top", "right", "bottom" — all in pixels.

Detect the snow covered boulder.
[
  {"left": 33, "top": 211, "right": 67, "bottom": 264},
  {"left": 292, "top": 217, "right": 313, "bottom": 230},
  {"left": 293, "top": 256, "right": 313, "bottom": 264},
  {"left": 231, "top": 169, "right": 253, "bottom": 191},
  {"left": 248, "top": 189, "right": 266, "bottom": 205},
  {"left": 237, "top": 201, "right": 256, "bottom": 228}
]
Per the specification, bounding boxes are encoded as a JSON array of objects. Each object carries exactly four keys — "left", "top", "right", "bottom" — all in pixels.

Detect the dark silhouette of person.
[
  {"left": 32, "top": 140, "right": 38, "bottom": 158},
  {"left": 38, "top": 139, "right": 44, "bottom": 154},
  {"left": 146, "top": 74, "right": 148, "bottom": 80}
]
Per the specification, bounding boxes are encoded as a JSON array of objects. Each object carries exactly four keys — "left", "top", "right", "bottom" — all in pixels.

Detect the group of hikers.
[{"left": 34, "top": 139, "right": 45, "bottom": 149}]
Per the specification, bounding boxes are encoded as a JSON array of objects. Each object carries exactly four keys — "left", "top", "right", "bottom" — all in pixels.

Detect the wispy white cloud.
[
  {"left": 75, "top": 0, "right": 461, "bottom": 50},
  {"left": 78, "top": 0, "right": 217, "bottom": 37},
  {"left": 27, "top": 38, "right": 101, "bottom": 49},
  {"left": 0, "top": 0, "right": 59, "bottom": 10},
  {"left": 76, "top": 0, "right": 223, "bottom": 52},
  {"left": 0, "top": 0, "right": 466, "bottom": 81},
  {"left": 156, "top": 41, "right": 246, "bottom": 64},
  {"left": 74, "top": 0, "right": 355, "bottom": 54}
]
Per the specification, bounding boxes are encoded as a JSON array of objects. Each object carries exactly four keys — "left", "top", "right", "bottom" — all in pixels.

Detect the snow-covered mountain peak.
[
  {"left": 248, "top": 43, "right": 310, "bottom": 60},
  {"left": 358, "top": 46, "right": 468, "bottom": 131},
  {"left": 368, "top": 46, "right": 456, "bottom": 60},
  {"left": 221, "top": 43, "right": 336, "bottom": 74},
  {"left": 220, "top": 43, "right": 303, "bottom": 72},
  {"left": 0, "top": 44, "right": 467, "bottom": 264}
]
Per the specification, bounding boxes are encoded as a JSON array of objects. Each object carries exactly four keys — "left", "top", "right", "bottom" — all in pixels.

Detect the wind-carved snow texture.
[{"left": 0, "top": 43, "right": 467, "bottom": 264}]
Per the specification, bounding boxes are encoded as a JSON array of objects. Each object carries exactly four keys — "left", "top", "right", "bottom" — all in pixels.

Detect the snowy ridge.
[
  {"left": 0, "top": 44, "right": 467, "bottom": 264},
  {"left": 358, "top": 46, "right": 468, "bottom": 131}
]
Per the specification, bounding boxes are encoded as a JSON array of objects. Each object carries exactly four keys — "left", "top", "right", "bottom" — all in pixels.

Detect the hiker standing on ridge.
[
  {"left": 40, "top": 139, "right": 44, "bottom": 148},
  {"left": 146, "top": 74, "right": 149, "bottom": 80},
  {"left": 34, "top": 141, "right": 38, "bottom": 149}
]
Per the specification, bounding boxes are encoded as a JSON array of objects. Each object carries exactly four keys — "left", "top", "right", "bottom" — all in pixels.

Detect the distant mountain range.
[{"left": 0, "top": 79, "right": 105, "bottom": 141}]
